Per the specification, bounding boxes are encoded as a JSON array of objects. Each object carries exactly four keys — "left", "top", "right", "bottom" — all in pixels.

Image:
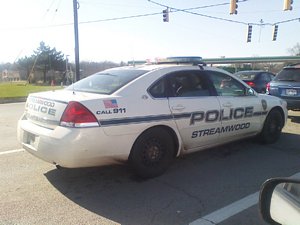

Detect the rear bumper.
[
  {"left": 268, "top": 94, "right": 300, "bottom": 110},
  {"left": 286, "top": 100, "right": 300, "bottom": 110},
  {"left": 17, "top": 119, "right": 135, "bottom": 168}
]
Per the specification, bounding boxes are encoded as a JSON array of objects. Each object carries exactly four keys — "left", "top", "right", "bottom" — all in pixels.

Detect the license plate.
[
  {"left": 25, "top": 132, "right": 39, "bottom": 150},
  {"left": 27, "top": 133, "right": 35, "bottom": 145},
  {"left": 286, "top": 89, "right": 297, "bottom": 96}
]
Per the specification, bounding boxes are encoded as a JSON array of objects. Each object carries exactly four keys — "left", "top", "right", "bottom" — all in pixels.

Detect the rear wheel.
[
  {"left": 129, "top": 127, "right": 175, "bottom": 178},
  {"left": 259, "top": 109, "right": 283, "bottom": 144}
]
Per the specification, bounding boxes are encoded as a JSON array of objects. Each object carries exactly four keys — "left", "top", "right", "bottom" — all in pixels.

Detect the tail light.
[
  {"left": 246, "top": 81, "right": 255, "bottom": 87},
  {"left": 60, "top": 101, "right": 99, "bottom": 128},
  {"left": 266, "top": 82, "right": 271, "bottom": 94}
]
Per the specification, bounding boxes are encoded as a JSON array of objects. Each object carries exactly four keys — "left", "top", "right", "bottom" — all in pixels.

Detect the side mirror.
[
  {"left": 247, "top": 88, "right": 256, "bottom": 96},
  {"left": 259, "top": 178, "right": 300, "bottom": 225}
]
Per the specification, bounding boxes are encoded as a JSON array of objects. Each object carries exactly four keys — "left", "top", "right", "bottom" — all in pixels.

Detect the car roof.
[
  {"left": 107, "top": 64, "right": 230, "bottom": 75},
  {"left": 234, "top": 70, "right": 265, "bottom": 75},
  {"left": 284, "top": 63, "right": 300, "bottom": 69}
]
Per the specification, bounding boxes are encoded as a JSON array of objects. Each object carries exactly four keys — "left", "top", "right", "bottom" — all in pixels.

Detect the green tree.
[
  {"left": 34, "top": 41, "right": 65, "bottom": 83},
  {"left": 17, "top": 56, "right": 35, "bottom": 81},
  {"left": 17, "top": 42, "right": 66, "bottom": 83}
]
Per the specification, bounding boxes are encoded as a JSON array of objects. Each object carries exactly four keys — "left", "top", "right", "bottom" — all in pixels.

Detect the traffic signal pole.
[{"left": 73, "top": 0, "right": 80, "bottom": 82}]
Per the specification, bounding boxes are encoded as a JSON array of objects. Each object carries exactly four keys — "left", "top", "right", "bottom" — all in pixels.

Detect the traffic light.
[
  {"left": 230, "top": 0, "right": 238, "bottom": 15},
  {"left": 283, "top": 0, "right": 293, "bottom": 11},
  {"left": 163, "top": 8, "right": 169, "bottom": 22},
  {"left": 246, "top": 25, "right": 252, "bottom": 43},
  {"left": 272, "top": 25, "right": 279, "bottom": 41}
]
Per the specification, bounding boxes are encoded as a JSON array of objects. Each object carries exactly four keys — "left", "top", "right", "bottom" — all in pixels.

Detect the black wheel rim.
[
  {"left": 269, "top": 118, "right": 280, "bottom": 135},
  {"left": 142, "top": 138, "right": 165, "bottom": 166}
]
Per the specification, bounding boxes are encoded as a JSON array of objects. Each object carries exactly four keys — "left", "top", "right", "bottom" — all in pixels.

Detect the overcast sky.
[{"left": 0, "top": 0, "right": 299, "bottom": 63}]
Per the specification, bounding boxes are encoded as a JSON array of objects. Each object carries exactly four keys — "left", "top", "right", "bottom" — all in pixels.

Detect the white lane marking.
[
  {"left": 189, "top": 192, "right": 259, "bottom": 225},
  {"left": 189, "top": 172, "right": 300, "bottom": 225},
  {"left": 0, "top": 149, "right": 25, "bottom": 155}
]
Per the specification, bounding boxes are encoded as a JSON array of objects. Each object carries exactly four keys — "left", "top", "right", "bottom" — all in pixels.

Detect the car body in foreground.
[
  {"left": 267, "top": 64, "right": 300, "bottom": 110},
  {"left": 234, "top": 70, "right": 275, "bottom": 94},
  {"left": 260, "top": 175, "right": 300, "bottom": 225},
  {"left": 17, "top": 58, "right": 288, "bottom": 178}
]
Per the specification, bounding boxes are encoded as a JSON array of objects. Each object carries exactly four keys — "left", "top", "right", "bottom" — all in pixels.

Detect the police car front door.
[
  {"left": 167, "top": 71, "right": 221, "bottom": 150},
  {"left": 208, "top": 71, "right": 263, "bottom": 140}
]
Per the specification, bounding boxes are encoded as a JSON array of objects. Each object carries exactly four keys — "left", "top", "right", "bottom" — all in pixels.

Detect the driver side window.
[{"left": 208, "top": 71, "right": 246, "bottom": 97}]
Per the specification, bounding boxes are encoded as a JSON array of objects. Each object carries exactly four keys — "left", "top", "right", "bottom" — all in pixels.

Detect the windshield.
[
  {"left": 275, "top": 69, "right": 300, "bottom": 82},
  {"left": 66, "top": 69, "right": 147, "bottom": 94}
]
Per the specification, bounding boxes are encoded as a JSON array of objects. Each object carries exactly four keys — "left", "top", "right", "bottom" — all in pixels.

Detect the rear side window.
[
  {"left": 67, "top": 69, "right": 147, "bottom": 94},
  {"left": 167, "top": 71, "right": 211, "bottom": 97},
  {"left": 149, "top": 78, "right": 166, "bottom": 98},
  {"left": 236, "top": 73, "right": 256, "bottom": 80},
  {"left": 275, "top": 69, "right": 300, "bottom": 82},
  {"left": 259, "top": 73, "right": 271, "bottom": 82}
]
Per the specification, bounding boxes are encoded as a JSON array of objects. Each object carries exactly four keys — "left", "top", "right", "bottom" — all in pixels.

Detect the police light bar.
[
  {"left": 156, "top": 56, "right": 205, "bottom": 65},
  {"left": 127, "top": 56, "right": 205, "bottom": 66},
  {"left": 127, "top": 60, "right": 147, "bottom": 66}
]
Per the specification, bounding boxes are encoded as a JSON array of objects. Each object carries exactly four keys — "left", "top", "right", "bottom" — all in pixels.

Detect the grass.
[{"left": 0, "top": 82, "right": 63, "bottom": 98}]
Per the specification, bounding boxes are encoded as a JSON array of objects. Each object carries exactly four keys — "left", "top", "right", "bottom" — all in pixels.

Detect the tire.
[
  {"left": 129, "top": 127, "right": 175, "bottom": 178},
  {"left": 259, "top": 109, "right": 283, "bottom": 144}
]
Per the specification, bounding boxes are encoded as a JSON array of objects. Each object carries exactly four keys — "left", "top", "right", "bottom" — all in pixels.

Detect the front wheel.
[
  {"left": 259, "top": 109, "right": 283, "bottom": 144},
  {"left": 129, "top": 128, "right": 175, "bottom": 178}
]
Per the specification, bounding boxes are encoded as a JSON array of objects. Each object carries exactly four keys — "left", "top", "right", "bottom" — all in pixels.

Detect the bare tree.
[{"left": 288, "top": 43, "right": 300, "bottom": 56}]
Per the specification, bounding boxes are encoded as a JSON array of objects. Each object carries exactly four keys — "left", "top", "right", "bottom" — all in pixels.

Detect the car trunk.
[
  {"left": 270, "top": 81, "right": 300, "bottom": 97},
  {"left": 23, "top": 90, "right": 106, "bottom": 129}
]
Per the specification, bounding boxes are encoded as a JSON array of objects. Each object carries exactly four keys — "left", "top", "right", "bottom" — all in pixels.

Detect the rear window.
[
  {"left": 66, "top": 69, "right": 147, "bottom": 94},
  {"left": 275, "top": 68, "right": 300, "bottom": 82},
  {"left": 235, "top": 72, "right": 257, "bottom": 80}
]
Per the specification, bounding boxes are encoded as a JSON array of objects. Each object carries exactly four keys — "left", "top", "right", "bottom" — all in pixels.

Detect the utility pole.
[{"left": 73, "top": 0, "right": 80, "bottom": 82}]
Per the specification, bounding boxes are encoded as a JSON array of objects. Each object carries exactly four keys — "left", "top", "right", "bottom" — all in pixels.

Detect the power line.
[
  {"left": 147, "top": 0, "right": 299, "bottom": 27},
  {"left": 147, "top": 0, "right": 236, "bottom": 11},
  {"left": 43, "top": 0, "right": 56, "bottom": 17},
  {"left": 52, "top": 0, "right": 63, "bottom": 21},
  {"left": 0, "top": 1, "right": 299, "bottom": 31},
  {"left": 148, "top": 0, "right": 249, "bottom": 26},
  {"left": 79, "top": 11, "right": 162, "bottom": 24}
]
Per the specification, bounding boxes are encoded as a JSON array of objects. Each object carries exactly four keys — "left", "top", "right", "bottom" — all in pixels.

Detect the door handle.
[
  {"left": 172, "top": 105, "right": 185, "bottom": 111},
  {"left": 222, "top": 103, "right": 232, "bottom": 107}
]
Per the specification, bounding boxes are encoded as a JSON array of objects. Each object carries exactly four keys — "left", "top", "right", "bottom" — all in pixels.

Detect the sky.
[{"left": 0, "top": 0, "right": 299, "bottom": 64}]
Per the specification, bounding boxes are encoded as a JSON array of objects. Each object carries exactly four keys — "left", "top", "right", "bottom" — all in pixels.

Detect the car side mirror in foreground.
[{"left": 259, "top": 178, "right": 300, "bottom": 225}]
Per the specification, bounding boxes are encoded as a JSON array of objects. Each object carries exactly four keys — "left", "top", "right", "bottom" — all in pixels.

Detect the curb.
[{"left": 0, "top": 97, "right": 27, "bottom": 104}]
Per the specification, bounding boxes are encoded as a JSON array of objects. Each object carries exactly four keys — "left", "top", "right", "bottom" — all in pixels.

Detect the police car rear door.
[
  {"left": 166, "top": 70, "right": 222, "bottom": 150},
  {"left": 208, "top": 71, "right": 263, "bottom": 140}
]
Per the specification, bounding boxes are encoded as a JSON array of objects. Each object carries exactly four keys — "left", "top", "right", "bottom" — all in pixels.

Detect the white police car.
[{"left": 17, "top": 57, "right": 288, "bottom": 178}]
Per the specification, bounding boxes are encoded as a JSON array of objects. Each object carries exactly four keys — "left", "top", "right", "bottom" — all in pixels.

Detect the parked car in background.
[
  {"left": 234, "top": 70, "right": 275, "bottom": 94},
  {"left": 267, "top": 64, "right": 300, "bottom": 110}
]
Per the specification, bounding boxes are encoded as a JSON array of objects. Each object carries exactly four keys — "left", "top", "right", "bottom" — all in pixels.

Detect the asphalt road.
[
  {"left": 0, "top": 102, "right": 24, "bottom": 152},
  {"left": 1, "top": 103, "right": 300, "bottom": 225}
]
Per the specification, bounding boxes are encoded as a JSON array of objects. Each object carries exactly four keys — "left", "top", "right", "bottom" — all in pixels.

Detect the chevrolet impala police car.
[{"left": 17, "top": 57, "right": 288, "bottom": 178}]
